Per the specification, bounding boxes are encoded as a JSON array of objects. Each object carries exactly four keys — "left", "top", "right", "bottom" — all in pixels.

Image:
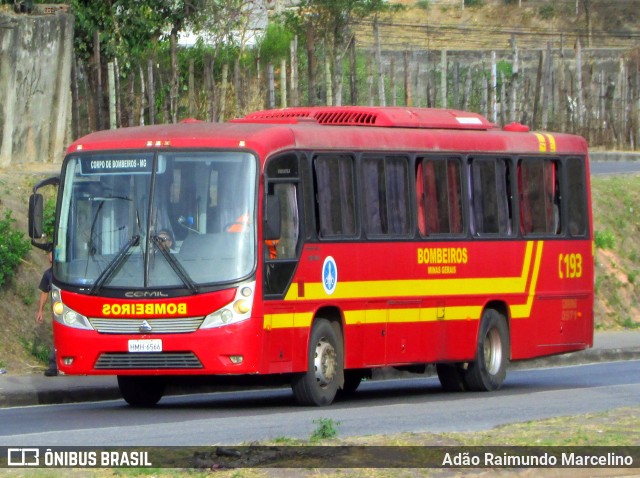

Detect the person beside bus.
[{"left": 35, "top": 248, "right": 57, "bottom": 377}]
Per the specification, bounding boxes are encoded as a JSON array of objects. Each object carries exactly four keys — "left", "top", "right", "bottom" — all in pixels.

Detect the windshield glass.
[{"left": 55, "top": 151, "right": 257, "bottom": 290}]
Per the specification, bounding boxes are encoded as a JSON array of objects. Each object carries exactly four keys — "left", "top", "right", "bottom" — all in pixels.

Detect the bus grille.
[
  {"left": 94, "top": 352, "right": 203, "bottom": 369},
  {"left": 89, "top": 317, "right": 204, "bottom": 334}
]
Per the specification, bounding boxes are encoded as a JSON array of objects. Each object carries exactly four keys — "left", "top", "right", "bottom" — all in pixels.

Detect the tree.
[
  {"left": 193, "top": 1, "right": 264, "bottom": 119},
  {"left": 288, "top": 0, "right": 402, "bottom": 106}
]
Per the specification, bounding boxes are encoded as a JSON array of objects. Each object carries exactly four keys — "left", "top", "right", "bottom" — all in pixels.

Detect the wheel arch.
[
  {"left": 311, "top": 305, "right": 345, "bottom": 386},
  {"left": 481, "top": 300, "right": 511, "bottom": 357},
  {"left": 312, "top": 305, "right": 344, "bottom": 330}
]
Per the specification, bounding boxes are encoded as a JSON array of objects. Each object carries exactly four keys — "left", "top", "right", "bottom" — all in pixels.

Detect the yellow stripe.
[
  {"left": 269, "top": 305, "right": 488, "bottom": 329},
  {"left": 534, "top": 133, "right": 547, "bottom": 152},
  {"left": 510, "top": 241, "right": 544, "bottom": 319},
  {"left": 545, "top": 134, "right": 556, "bottom": 152},
  {"left": 284, "top": 241, "right": 534, "bottom": 301},
  {"left": 267, "top": 241, "right": 544, "bottom": 328}
]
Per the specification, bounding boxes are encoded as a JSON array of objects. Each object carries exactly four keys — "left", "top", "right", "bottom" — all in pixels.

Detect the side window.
[
  {"left": 416, "top": 157, "right": 463, "bottom": 235},
  {"left": 362, "top": 155, "right": 410, "bottom": 236},
  {"left": 518, "top": 158, "right": 560, "bottom": 235},
  {"left": 313, "top": 154, "right": 356, "bottom": 237},
  {"left": 264, "top": 153, "right": 301, "bottom": 297},
  {"left": 266, "top": 183, "right": 299, "bottom": 260},
  {"left": 471, "top": 157, "right": 513, "bottom": 235},
  {"left": 565, "top": 157, "right": 588, "bottom": 236}
]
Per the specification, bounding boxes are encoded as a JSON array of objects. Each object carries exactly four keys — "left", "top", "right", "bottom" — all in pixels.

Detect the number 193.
[{"left": 558, "top": 253, "right": 582, "bottom": 279}]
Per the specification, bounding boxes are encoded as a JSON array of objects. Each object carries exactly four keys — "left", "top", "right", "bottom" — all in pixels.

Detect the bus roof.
[{"left": 67, "top": 107, "right": 588, "bottom": 159}]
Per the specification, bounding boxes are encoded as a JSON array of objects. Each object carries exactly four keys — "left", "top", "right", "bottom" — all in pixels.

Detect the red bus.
[{"left": 29, "top": 106, "right": 594, "bottom": 406}]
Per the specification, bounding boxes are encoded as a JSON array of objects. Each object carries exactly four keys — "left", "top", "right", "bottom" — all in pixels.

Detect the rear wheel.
[
  {"left": 291, "top": 319, "right": 343, "bottom": 406},
  {"left": 464, "top": 309, "right": 510, "bottom": 392},
  {"left": 117, "top": 375, "right": 166, "bottom": 407}
]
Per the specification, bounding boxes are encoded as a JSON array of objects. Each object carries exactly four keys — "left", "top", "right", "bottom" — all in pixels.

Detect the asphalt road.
[
  {"left": 591, "top": 161, "right": 640, "bottom": 175},
  {"left": 0, "top": 360, "right": 638, "bottom": 447}
]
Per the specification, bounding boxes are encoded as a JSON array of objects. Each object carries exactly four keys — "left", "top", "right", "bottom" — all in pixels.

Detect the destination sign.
[{"left": 80, "top": 155, "right": 154, "bottom": 175}]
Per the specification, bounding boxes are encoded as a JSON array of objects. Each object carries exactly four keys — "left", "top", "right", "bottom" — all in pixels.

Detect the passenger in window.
[
  {"left": 265, "top": 239, "right": 279, "bottom": 259},
  {"left": 227, "top": 213, "right": 251, "bottom": 232}
]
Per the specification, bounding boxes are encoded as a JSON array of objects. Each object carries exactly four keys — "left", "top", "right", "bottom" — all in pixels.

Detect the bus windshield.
[{"left": 55, "top": 151, "right": 257, "bottom": 290}]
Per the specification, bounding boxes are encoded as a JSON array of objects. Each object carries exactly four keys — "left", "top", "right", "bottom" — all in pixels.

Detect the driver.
[{"left": 156, "top": 229, "right": 174, "bottom": 251}]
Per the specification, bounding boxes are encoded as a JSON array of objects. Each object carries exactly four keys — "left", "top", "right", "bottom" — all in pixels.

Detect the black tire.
[
  {"left": 117, "top": 375, "right": 166, "bottom": 407},
  {"left": 291, "top": 319, "right": 343, "bottom": 406},
  {"left": 436, "top": 363, "right": 467, "bottom": 392},
  {"left": 464, "top": 309, "right": 510, "bottom": 392}
]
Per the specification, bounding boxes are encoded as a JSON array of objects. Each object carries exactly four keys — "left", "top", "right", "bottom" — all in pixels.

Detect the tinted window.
[
  {"left": 362, "top": 155, "right": 410, "bottom": 236},
  {"left": 566, "top": 157, "right": 588, "bottom": 236},
  {"left": 417, "top": 158, "right": 463, "bottom": 235},
  {"left": 519, "top": 158, "right": 560, "bottom": 235},
  {"left": 471, "top": 158, "right": 512, "bottom": 235},
  {"left": 314, "top": 154, "right": 356, "bottom": 237}
]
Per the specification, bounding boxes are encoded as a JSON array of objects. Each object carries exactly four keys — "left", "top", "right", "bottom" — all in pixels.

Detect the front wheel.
[
  {"left": 117, "top": 375, "right": 166, "bottom": 407},
  {"left": 291, "top": 319, "right": 343, "bottom": 406},
  {"left": 464, "top": 309, "right": 510, "bottom": 392}
]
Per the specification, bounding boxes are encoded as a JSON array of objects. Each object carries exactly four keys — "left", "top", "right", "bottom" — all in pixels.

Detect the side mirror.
[
  {"left": 28, "top": 193, "right": 44, "bottom": 240},
  {"left": 28, "top": 174, "right": 59, "bottom": 252},
  {"left": 264, "top": 195, "right": 281, "bottom": 241}
]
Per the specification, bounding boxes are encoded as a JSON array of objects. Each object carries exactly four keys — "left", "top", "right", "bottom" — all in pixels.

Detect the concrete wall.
[{"left": 0, "top": 12, "right": 73, "bottom": 167}]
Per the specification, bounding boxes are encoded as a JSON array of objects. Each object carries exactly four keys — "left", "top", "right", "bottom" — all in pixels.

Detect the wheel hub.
[
  {"left": 313, "top": 338, "right": 337, "bottom": 387},
  {"left": 484, "top": 327, "right": 503, "bottom": 375}
]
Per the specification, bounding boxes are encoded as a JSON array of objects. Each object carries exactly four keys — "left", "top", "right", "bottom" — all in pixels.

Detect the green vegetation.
[
  {"left": 0, "top": 209, "right": 31, "bottom": 289},
  {"left": 310, "top": 418, "right": 341, "bottom": 442},
  {"left": 594, "top": 229, "right": 616, "bottom": 249},
  {"left": 17, "top": 283, "right": 35, "bottom": 306},
  {"left": 538, "top": 4, "right": 556, "bottom": 20},
  {"left": 43, "top": 196, "right": 56, "bottom": 240},
  {"left": 591, "top": 175, "right": 640, "bottom": 329},
  {"left": 18, "top": 335, "right": 49, "bottom": 365}
]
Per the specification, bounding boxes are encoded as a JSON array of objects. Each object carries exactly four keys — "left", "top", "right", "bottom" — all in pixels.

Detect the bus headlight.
[
  {"left": 234, "top": 299, "right": 251, "bottom": 314},
  {"left": 51, "top": 286, "right": 93, "bottom": 331},
  {"left": 200, "top": 282, "right": 255, "bottom": 329}
]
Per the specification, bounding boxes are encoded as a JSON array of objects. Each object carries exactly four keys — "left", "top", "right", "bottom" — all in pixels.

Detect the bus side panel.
[
  {"left": 510, "top": 239, "right": 594, "bottom": 360},
  {"left": 264, "top": 237, "right": 593, "bottom": 372}
]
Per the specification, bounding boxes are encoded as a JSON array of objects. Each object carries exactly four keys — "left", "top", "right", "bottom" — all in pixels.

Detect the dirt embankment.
[{"left": 0, "top": 164, "right": 60, "bottom": 375}]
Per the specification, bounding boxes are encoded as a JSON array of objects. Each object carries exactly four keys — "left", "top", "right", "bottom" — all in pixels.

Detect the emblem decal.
[
  {"left": 139, "top": 320, "right": 153, "bottom": 333},
  {"left": 322, "top": 256, "right": 338, "bottom": 295}
]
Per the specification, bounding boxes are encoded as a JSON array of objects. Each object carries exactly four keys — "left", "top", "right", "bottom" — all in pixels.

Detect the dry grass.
[
  {"left": 1, "top": 406, "right": 639, "bottom": 477},
  {"left": 354, "top": 0, "right": 640, "bottom": 52},
  {"left": 591, "top": 175, "right": 640, "bottom": 330}
]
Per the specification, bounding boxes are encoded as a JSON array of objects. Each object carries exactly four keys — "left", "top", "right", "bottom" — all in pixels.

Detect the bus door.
[{"left": 263, "top": 155, "right": 302, "bottom": 371}]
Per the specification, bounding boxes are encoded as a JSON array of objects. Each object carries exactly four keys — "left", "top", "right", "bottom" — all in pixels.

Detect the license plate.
[{"left": 128, "top": 339, "right": 162, "bottom": 353}]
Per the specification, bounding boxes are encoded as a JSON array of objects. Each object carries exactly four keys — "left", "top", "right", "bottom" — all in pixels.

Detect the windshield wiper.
[
  {"left": 151, "top": 235, "right": 199, "bottom": 294},
  {"left": 87, "top": 201, "right": 104, "bottom": 256},
  {"left": 89, "top": 235, "right": 140, "bottom": 295},
  {"left": 90, "top": 195, "right": 132, "bottom": 202}
]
